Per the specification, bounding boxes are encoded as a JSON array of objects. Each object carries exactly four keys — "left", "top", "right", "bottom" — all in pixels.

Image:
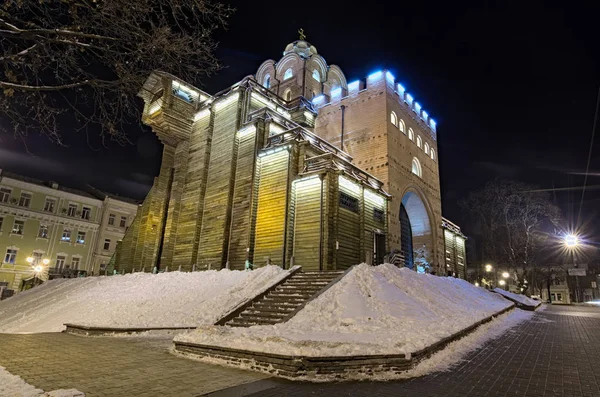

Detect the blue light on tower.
[
  {"left": 397, "top": 83, "right": 405, "bottom": 95},
  {"left": 368, "top": 70, "right": 383, "bottom": 80},
  {"left": 414, "top": 102, "right": 422, "bottom": 114},
  {"left": 312, "top": 94, "right": 325, "bottom": 104},
  {"left": 406, "top": 93, "right": 414, "bottom": 105},
  {"left": 385, "top": 71, "right": 395, "bottom": 82},
  {"left": 348, "top": 80, "right": 360, "bottom": 92},
  {"left": 422, "top": 110, "right": 429, "bottom": 121},
  {"left": 331, "top": 87, "right": 342, "bottom": 98}
]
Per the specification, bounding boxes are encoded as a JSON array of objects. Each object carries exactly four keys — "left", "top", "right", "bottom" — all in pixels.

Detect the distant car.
[{"left": 584, "top": 300, "right": 600, "bottom": 306}]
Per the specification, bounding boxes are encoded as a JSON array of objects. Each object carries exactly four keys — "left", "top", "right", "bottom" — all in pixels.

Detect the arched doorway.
[{"left": 400, "top": 191, "right": 434, "bottom": 272}]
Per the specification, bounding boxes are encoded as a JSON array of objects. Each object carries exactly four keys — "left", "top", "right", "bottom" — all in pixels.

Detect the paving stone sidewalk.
[
  {"left": 0, "top": 333, "right": 266, "bottom": 397},
  {"left": 229, "top": 304, "right": 600, "bottom": 397}
]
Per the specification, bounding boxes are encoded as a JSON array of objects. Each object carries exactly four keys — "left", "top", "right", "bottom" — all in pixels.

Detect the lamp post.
[
  {"left": 564, "top": 234, "right": 580, "bottom": 302},
  {"left": 26, "top": 256, "right": 50, "bottom": 282},
  {"left": 485, "top": 264, "right": 497, "bottom": 288}
]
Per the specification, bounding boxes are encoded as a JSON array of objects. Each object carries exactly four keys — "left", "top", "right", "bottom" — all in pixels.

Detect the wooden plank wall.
[
  {"left": 253, "top": 149, "right": 290, "bottom": 267},
  {"left": 336, "top": 177, "right": 361, "bottom": 270},
  {"left": 197, "top": 93, "right": 241, "bottom": 268},
  {"left": 292, "top": 176, "right": 323, "bottom": 271},
  {"left": 227, "top": 123, "right": 261, "bottom": 270}
]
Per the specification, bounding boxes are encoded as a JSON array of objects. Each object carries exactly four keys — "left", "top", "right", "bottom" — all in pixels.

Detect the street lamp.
[
  {"left": 27, "top": 256, "right": 49, "bottom": 278},
  {"left": 502, "top": 272, "right": 510, "bottom": 279},
  {"left": 474, "top": 282, "right": 480, "bottom": 287},
  {"left": 564, "top": 234, "right": 579, "bottom": 248},
  {"left": 499, "top": 280, "right": 506, "bottom": 286},
  {"left": 485, "top": 264, "right": 493, "bottom": 272}
]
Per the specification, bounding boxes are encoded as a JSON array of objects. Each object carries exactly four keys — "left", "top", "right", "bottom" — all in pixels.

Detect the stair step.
[
  {"left": 276, "top": 286, "right": 322, "bottom": 292},
  {"left": 250, "top": 304, "right": 298, "bottom": 312},
  {"left": 262, "top": 297, "right": 307, "bottom": 304},
  {"left": 242, "top": 311, "right": 287, "bottom": 319},
  {"left": 235, "top": 315, "right": 281, "bottom": 323},
  {"left": 269, "top": 291, "right": 314, "bottom": 299}
]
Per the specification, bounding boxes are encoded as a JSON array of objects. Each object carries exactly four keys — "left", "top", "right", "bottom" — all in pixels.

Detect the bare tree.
[
  {"left": 0, "top": 0, "right": 232, "bottom": 144},
  {"left": 461, "top": 180, "right": 561, "bottom": 293}
]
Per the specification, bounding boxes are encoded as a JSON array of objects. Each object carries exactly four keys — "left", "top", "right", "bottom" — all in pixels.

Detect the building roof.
[
  {"left": 0, "top": 170, "right": 98, "bottom": 199},
  {"left": 0, "top": 169, "right": 138, "bottom": 204}
]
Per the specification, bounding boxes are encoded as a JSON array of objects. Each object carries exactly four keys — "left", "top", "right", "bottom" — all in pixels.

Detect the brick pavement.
[
  {"left": 1, "top": 304, "right": 599, "bottom": 397},
  {"left": 224, "top": 304, "right": 600, "bottom": 397},
  {"left": 0, "top": 333, "right": 266, "bottom": 397}
]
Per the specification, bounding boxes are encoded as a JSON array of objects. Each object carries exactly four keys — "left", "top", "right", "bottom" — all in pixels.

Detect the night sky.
[{"left": 1, "top": 0, "right": 599, "bottom": 244}]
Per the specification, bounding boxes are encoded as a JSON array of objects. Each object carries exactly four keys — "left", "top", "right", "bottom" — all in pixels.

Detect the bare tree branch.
[{"left": 0, "top": 0, "right": 233, "bottom": 143}]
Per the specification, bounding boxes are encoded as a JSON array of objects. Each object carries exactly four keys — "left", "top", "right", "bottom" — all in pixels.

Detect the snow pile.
[
  {"left": 493, "top": 288, "right": 541, "bottom": 308},
  {"left": 0, "top": 366, "right": 84, "bottom": 396},
  {"left": 0, "top": 266, "right": 287, "bottom": 333},
  {"left": 176, "top": 263, "right": 513, "bottom": 356}
]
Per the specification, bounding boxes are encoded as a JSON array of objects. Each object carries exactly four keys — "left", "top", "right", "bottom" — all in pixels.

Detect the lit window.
[
  {"left": 76, "top": 231, "right": 86, "bottom": 244},
  {"left": 67, "top": 204, "right": 77, "bottom": 217},
  {"left": 61, "top": 229, "right": 71, "bottom": 242},
  {"left": 108, "top": 214, "right": 115, "bottom": 226},
  {"left": 424, "top": 142, "right": 430, "bottom": 155},
  {"left": 283, "top": 68, "right": 293, "bottom": 80},
  {"left": 412, "top": 158, "right": 422, "bottom": 178},
  {"left": 4, "top": 248, "right": 17, "bottom": 264},
  {"left": 81, "top": 207, "right": 91, "bottom": 220},
  {"left": 408, "top": 128, "right": 414, "bottom": 141},
  {"left": 312, "top": 69, "right": 320, "bottom": 82},
  {"left": 56, "top": 255, "right": 66, "bottom": 271},
  {"left": 417, "top": 135, "right": 422, "bottom": 148},
  {"left": 19, "top": 192, "right": 31, "bottom": 208},
  {"left": 263, "top": 74, "right": 271, "bottom": 89},
  {"left": 284, "top": 88, "right": 292, "bottom": 101},
  {"left": 44, "top": 198, "right": 56, "bottom": 212},
  {"left": 72, "top": 257, "right": 80, "bottom": 270},
  {"left": 38, "top": 224, "right": 49, "bottom": 239},
  {"left": 120, "top": 216, "right": 127, "bottom": 228},
  {"left": 431, "top": 148, "right": 436, "bottom": 161},
  {"left": 12, "top": 220, "right": 24, "bottom": 235},
  {"left": 0, "top": 187, "right": 10, "bottom": 203},
  {"left": 390, "top": 111, "right": 398, "bottom": 127},
  {"left": 399, "top": 119, "right": 406, "bottom": 133},
  {"left": 103, "top": 239, "right": 111, "bottom": 251}
]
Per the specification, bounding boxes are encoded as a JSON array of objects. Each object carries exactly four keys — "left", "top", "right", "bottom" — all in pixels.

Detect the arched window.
[
  {"left": 263, "top": 74, "right": 271, "bottom": 89},
  {"left": 430, "top": 148, "right": 436, "bottom": 161},
  {"left": 416, "top": 135, "right": 422, "bottom": 148},
  {"left": 412, "top": 158, "right": 422, "bottom": 178},
  {"left": 283, "top": 68, "right": 293, "bottom": 80},
  {"left": 390, "top": 111, "right": 398, "bottom": 127},
  {"left": 399, "top": 119, "right": 406, "bottom": 133},
  {"left": 312, "top": 69, "right": 320, "bottom": 82},
  {"left": 284, "top": 88, "right": 292, "bottom": 101},
  {"left": 424, "top": 142, "right": 430, "bottom": 155},
  {"left": 408, "top": 128, "right": 414, "bottom": 141}
]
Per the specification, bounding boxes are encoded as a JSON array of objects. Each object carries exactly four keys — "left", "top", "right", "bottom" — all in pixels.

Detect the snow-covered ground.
[
  {"left": 493, "top": 288, "right": 541, "bottom": 308},
  {"left": 0, "top": 366, "right": 83, "bottom": 397},
  {"left": 0, "top": 266, "right": 287, "bottom": 333},
  {"left": 176, "top": 263, "right": 514, "bottom": 357}
]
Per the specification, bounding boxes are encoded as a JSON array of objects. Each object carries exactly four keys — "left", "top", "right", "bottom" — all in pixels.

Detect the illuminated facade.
[
  {"left": 114, "top": 38, "right": 458, "bottom": 274},
  {"left": 0, "top": 170, "right": 137, "bottom": 291},
  {"left": 441, "top": 218, "right": 467, "bottom": 278}
]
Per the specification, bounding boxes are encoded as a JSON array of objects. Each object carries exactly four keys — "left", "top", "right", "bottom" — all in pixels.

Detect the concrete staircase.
[{"left": 225, "top": 271, "right": 344, "bottom": 327}]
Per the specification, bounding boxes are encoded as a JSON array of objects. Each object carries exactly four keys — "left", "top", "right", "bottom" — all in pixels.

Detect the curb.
[
  {"left": 173, "top": 303, "right": 515, "bottom": 379},
  {"left": 63, "top": 323, "right": 196, "bottom": 336}
]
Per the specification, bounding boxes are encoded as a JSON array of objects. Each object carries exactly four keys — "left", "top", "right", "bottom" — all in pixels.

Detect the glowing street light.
[
  {"left": 474, "top": 282, "right": 480, "bottom": 287},
  {"left": 502, "top": 272, "right": 510, "bottom": 279},
  {"left": 498, "top": 280, "right": 506, "bottom": 286},
  {"left": 33, "top": 265, "right": 43, "bottom": 274},
  {"left": 564, "top": 234, "right": 579, "bottom": 248},
  {"left": 26, "top": 257, "right": 34, "bottom": 263},
  {"left": 485, "top": 264, "right": 493, "bottom": 272}
]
